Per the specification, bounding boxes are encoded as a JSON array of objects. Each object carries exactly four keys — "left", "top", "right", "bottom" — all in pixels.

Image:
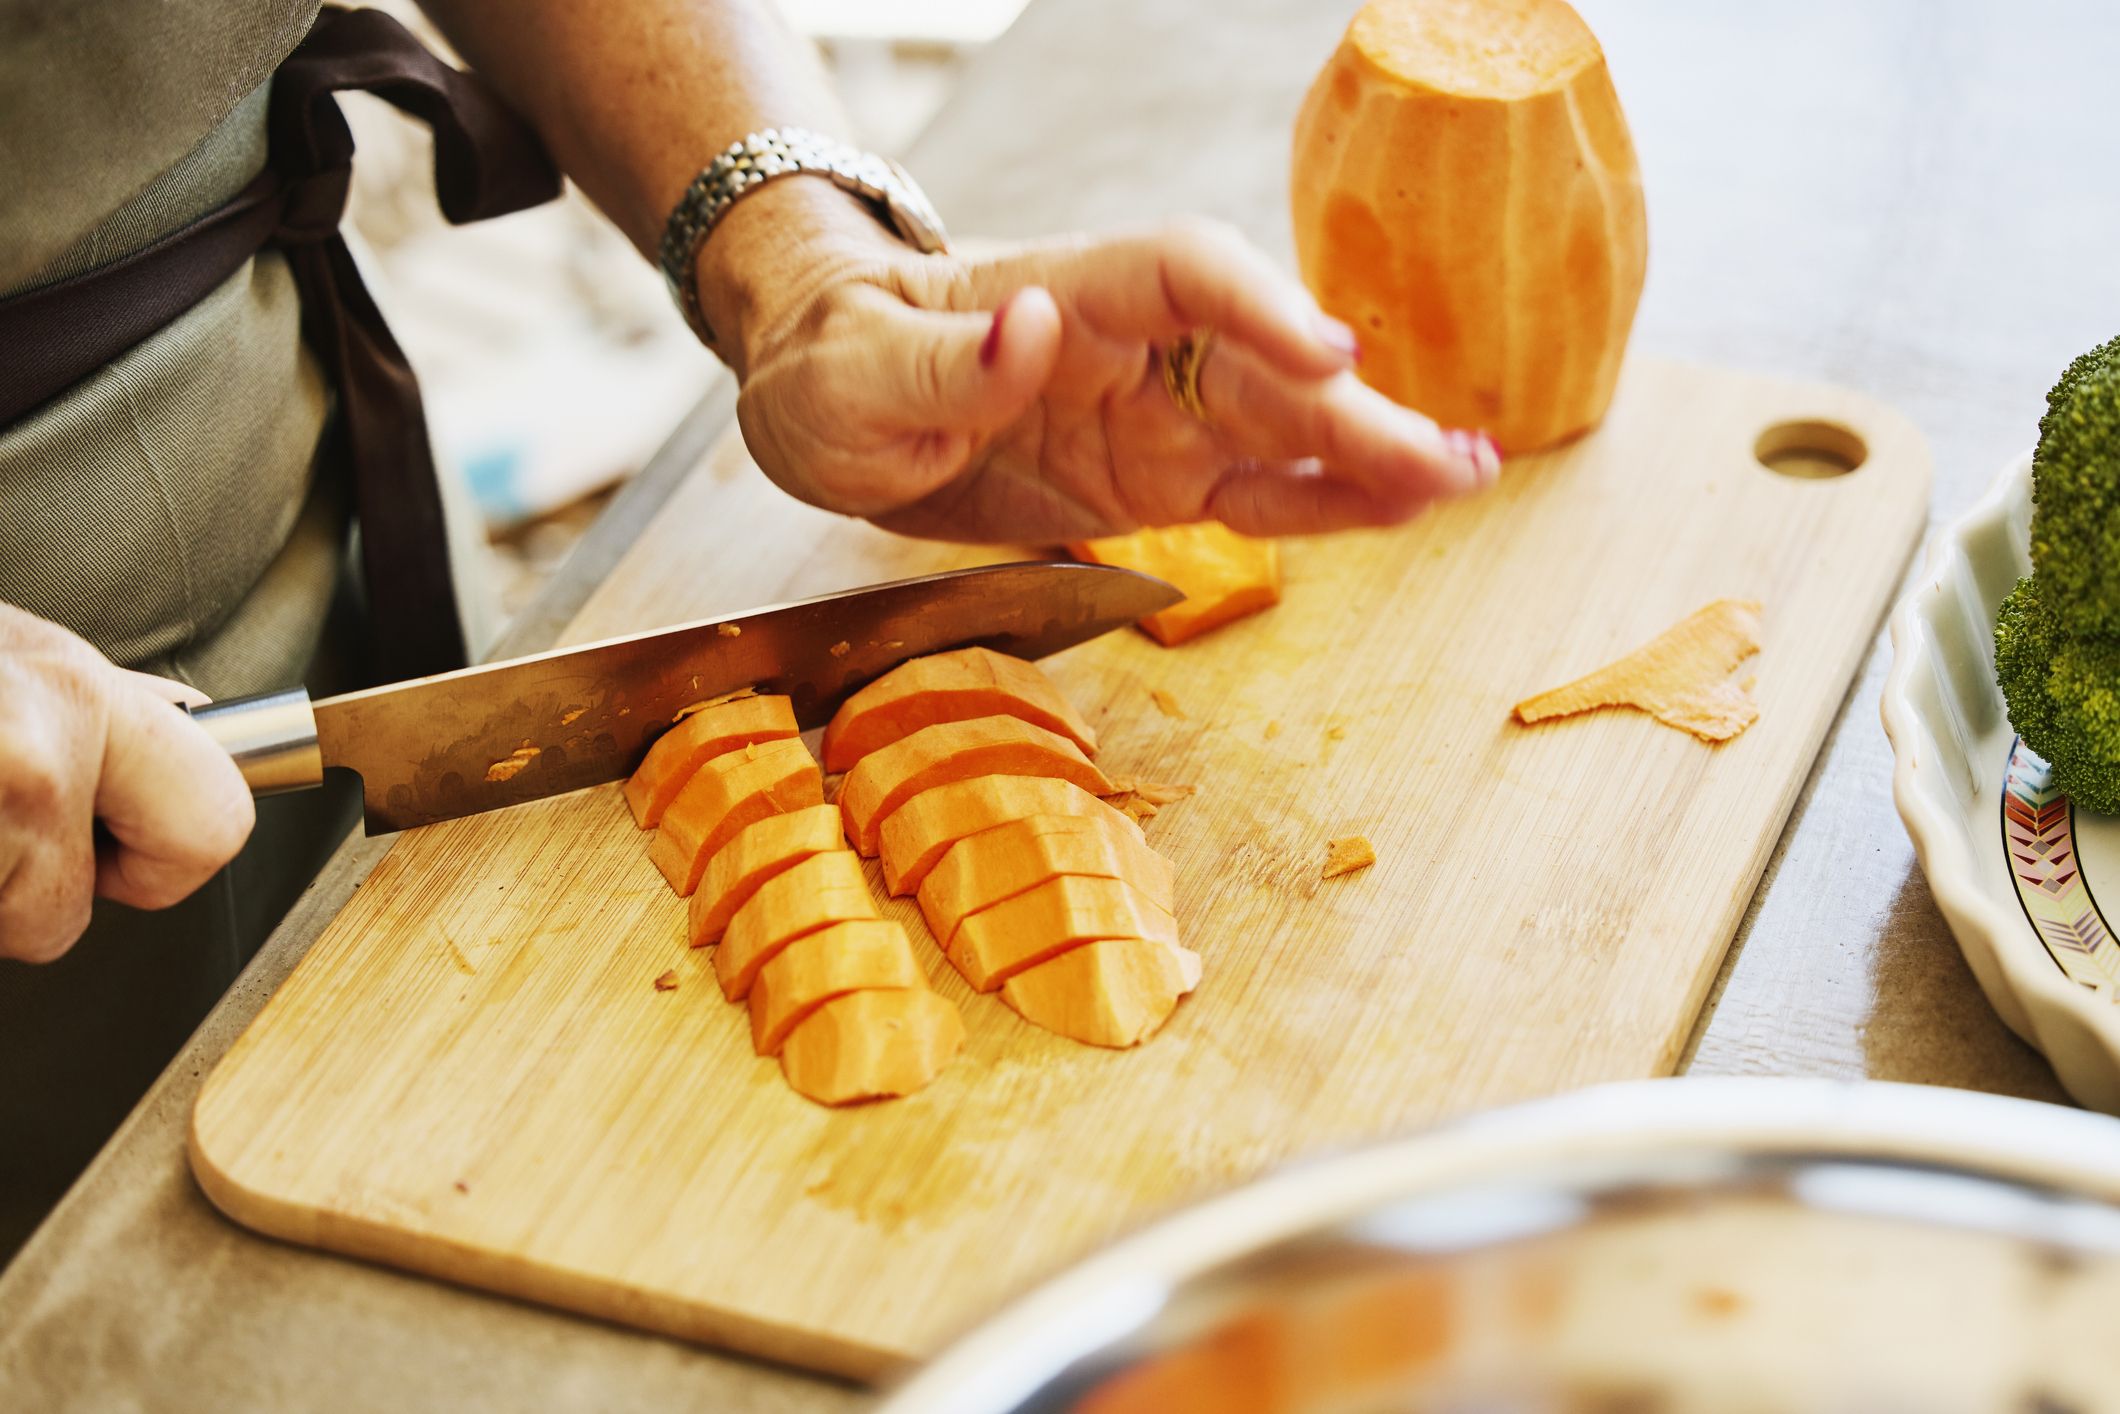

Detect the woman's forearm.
[{"left": 417, "top": 0, "right": 894, "bottom": 368}]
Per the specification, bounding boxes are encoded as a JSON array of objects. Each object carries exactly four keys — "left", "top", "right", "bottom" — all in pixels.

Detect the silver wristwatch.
[{"left": 657, "top": 127, "right": 949, "bottom": 347}]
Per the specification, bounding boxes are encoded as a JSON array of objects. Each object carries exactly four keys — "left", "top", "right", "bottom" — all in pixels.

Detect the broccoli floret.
[
  {"left": 2028, "top": 335, "right": 2120, "bottom": 619},
  {"left": 1997, "top": 574, "right": 2120, "bottom": 812}
]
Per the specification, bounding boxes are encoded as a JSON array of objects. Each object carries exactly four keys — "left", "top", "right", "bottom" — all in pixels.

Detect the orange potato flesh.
[
  {"left": 747, "top": 919, "right": 923, "bottom": 1055},
  {"left": 1512, "top": 599, "right": 1763, "bottom": 743},
  {"left": 1000, "top": 938, "right": 1202, "bottom": 1048},
  {"left": 948, "top": 874, "right": 1178, "bottom": 992},
  {"left": 918, "top": 812, "right": 1175, "bottom": 952},
  {"left": 648, "top": 738, "right": 822, "bottom": 896},
  {"left": 879, "top": 775, "right": 1143, "bottom": 897},
  {"left": 779, "top": 988, "right": 965, "bottom": 1106},
  {"left": 687, "top": 804, "right": 848, "bottom": 947},
  {"left": 838, "top": 716, "right": 1112, "bottom": 856},
  {"left": 1067, "top": 524, "right": 1281, "bottom": 646},
  {"left": 622, "top": 694, "right": 799, "bottom": 829},
  {"left": 715, "top": 850, "right": 879, "bottom": 1001},
  {"left": 820, "top": 646, "right": 1099, "bottom": 773}
]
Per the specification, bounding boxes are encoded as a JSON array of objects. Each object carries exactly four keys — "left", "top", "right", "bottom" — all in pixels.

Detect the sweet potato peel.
[{"left": 1513, "top": 599, "right": 1763, "bottom": 743}]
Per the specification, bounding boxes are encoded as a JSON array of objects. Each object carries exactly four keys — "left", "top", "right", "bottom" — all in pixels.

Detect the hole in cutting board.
[{"left": 1755, "top": 420, "right": 1867, "bottom": 479}]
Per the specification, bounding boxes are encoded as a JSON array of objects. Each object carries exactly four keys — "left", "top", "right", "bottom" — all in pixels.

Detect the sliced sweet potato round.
[
  {"left": 948, "top": 874, "right": 1178, "bottom": 992},
  {"left": 747, "top": 919, "right": 924, "bottom": 1055},
  {"left": 1000, "top": 938, "right": 1202, "bottom": 1048},
  {"left": 688, "top": 804, "right": 849, "bottom": 947},
  {"left": 779, "top": 988, "right": 965, "bottom": 1106},
  {"left": 715, "top": 850, "right": 879, "bottom": 1001},
  {"left": 839, "top": 716, "right": 1113, "bottom": 857},
  {"left": 623, "top": 694, "right": 799, "bottom": 829},
  {"left": 918, "top": 812, "right": 1175, "bottom": 951},
  {"left": 648, "top": 738, "right": 822, "bottom": 896},
  {"left": 878, "top": 775, "right": 1144, "bottom": 896},
  {"left": 821, "top": 647, "right": 1098, "bottom": 772}
]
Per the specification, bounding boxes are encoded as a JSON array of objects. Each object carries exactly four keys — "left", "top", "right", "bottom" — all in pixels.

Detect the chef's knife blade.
[{"left": 193, "top": 561, "right": 1179, "bottom": 834}]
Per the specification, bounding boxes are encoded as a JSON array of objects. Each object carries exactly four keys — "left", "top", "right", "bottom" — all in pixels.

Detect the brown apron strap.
[{"left": 0, "top": 6, "right": 560, "bottom": 681}]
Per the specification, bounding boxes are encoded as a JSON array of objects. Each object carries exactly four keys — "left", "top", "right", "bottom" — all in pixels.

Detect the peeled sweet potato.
[
  {"left": 838, "top": 716, "right": 1112, "bottom": 856},
  {"left": 715, "top": 849, "right": 879, "bottom": 1001},
  {"left": 878, "top": 775, "right": 1143, "bottom": 897},
  {"left": 1000, "top": 938, "right": 1203, "bottom": 1048},
  {"left": 949, "top": 874, "right": 1178, "bottom": 992},
  {"left": 1067, "top": 524, "right": 1281, "bottom": 646},
  {"left": 687, "top": 804, "right": 848, "bottom": 947},
  {"left": 747, "top": 919, "right": 924, "bottom": 1055},
  {"left": 779, "top": 988, "right": 965, "bottom": 1106},
  {"left": 821, "top": 647, "right": 1098, "bottom": 773},
  {"left": 918, "top": 812, "right": 1175, "bottom": 952},
  {"left": 648, "top": 737, "right": 822, "bottom": 896},
  {"left": 623, "top": 694, "right": 799, "bottom": 829}
]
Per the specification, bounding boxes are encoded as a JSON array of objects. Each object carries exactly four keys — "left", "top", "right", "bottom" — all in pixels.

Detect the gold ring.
[{"left": 1162, "top": 329, "right": 1215, "bottom": 424}]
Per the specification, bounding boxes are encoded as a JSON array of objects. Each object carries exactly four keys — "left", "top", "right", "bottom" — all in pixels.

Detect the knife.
[{"left": 189, "top": 561, "right": 1180, "bottom": 835}]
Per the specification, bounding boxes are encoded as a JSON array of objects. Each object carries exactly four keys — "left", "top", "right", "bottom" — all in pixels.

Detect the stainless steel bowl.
[{"left": 878, "top": 1079, "right": 2120, "bottom": 1413}]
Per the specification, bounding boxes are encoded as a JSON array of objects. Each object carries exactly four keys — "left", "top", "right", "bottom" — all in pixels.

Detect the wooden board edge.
[{"left": 184, "top": 1093, "right": 910, "bottom": 1382}]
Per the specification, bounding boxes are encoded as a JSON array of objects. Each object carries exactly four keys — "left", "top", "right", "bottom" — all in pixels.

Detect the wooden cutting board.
[{"left": 191, "top": 356, "right": 1928, "bottom": 1379}]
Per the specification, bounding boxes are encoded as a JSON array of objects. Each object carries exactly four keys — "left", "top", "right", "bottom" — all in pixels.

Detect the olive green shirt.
[{"left": 0, "top": 0, "right": 494, "bottom": 699}]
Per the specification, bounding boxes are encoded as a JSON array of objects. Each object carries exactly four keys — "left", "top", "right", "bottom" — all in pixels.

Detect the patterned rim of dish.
[
  {"left": 2002, "top": 738, "right": 2120, "bottom": 993},
  {"left": 1883, "top": 448, "right": 2120, "bottom": 1105}
]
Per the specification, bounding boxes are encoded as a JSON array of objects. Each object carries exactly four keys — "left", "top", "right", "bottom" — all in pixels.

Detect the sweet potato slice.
[
  {"left": 821, "top": 646, "right": 1098, "bottom": 772},
  {"left": 918, "top": 812, "right": 1175, "bottom": 951},
  {"left": 1512, "top": 598, "right": 1764, "bottom": 743},
  {"left": 779, "top": 988, "right": 965, "bottom": 1106},
  {"left": 949, "top": 874, "right": 1178, "bottom": 992},
  {"left": 687, "top": 804, "right": 848, "bottom": 947},
  {"left": 747, "top": 919, "right": 924, "bottom": 1055},
  {"left": 648, "top": 737, "right": 822, "bottom": 896},
  {"left": 715, "top": 850, "right": 879, "bottom": 1001},
  {"left": 838, "top": 716, "right": 1112, "bottom": 856},
  {"left": 1067, "top": 523, "right": 1281, "bottom": 646},
  {"left": 623, "top": 694, "right": 799, "bottom": 829},
  {"left": 879, "top": 775, "right": 1143, "bottom": 897},
  {"left": 1001, "top": 938, "right": 1203, "bottom": 1048}
]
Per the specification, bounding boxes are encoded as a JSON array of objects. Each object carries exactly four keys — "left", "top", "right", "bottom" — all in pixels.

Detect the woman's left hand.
[{"left": 703, "top": 183, "right": 1498, "bottom": 545}]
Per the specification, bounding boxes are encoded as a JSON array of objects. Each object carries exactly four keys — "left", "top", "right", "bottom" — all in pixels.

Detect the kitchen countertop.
[{"left": 4, "top": 1, "right": 2114, "bottom": 1408}]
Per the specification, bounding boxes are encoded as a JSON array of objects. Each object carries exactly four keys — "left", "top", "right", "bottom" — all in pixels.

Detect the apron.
[{"left": 0, "top": 2, "right": 558, "bottom": 1261}]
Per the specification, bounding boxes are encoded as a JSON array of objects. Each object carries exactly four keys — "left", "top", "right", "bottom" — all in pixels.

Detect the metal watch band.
[{"left": 657, "top": 127, "right": 949, "bottom": 348}]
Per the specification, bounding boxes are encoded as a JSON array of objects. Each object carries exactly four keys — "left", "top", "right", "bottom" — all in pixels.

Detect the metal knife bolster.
[{"left": 190, "top": 689, "right": 323, "bottom": 795}]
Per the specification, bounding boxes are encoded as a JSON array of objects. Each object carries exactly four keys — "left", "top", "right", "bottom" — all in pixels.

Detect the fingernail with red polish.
[
  {"left": 981, "top": 296, "right": 1014, "bottom": 369},
  {"left": 1444, "top": 428, "right": 1502, "bottom": 483},
  {"left": 1313, "top": 312, "right": 1360, "bottom": 363}
]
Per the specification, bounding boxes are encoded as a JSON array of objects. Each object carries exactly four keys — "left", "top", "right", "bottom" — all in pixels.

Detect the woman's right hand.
[{"left": 0, "top": 606, "right": 254, "bottom": 963}]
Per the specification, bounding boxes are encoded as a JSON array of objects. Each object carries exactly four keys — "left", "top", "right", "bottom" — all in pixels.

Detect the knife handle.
[{"left": 187, "top": 689, "right": 324, "bottom": 796}]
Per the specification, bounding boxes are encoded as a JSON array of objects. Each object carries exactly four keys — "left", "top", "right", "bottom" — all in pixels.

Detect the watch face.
[{"left": 882, "top": 158, "right": 949, "bottom": 255}]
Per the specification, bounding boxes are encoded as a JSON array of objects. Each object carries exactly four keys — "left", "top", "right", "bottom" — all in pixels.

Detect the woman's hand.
[
  {"left": 0, "top": 606, "right": 254, "bottom": 963},
  {"left": 702, "top": 182, "right": 1498, "bottom": 544}
]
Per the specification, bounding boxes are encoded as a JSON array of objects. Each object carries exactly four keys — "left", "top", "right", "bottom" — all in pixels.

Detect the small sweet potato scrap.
[
  {"left": 1150, "top": 688, "right": 1186, "bottom": 719},
  {"left": 1322, "top": 835, "right": 1375, "bottom": 879},
  {"left": 1067, "top": 523, "right": 1282, "bottom": 645},
  {"left": 485, "top": 745, "right": 540, "bottom": 783},
  {"left": 1512, "top": 599, "right": 1764, "bottom": 743},
  {"left": 653, "top": 969, "right": 680, "bottom": 992},
  {"left": 716, "top": 623, "right": 742, "bottom": 638}
]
